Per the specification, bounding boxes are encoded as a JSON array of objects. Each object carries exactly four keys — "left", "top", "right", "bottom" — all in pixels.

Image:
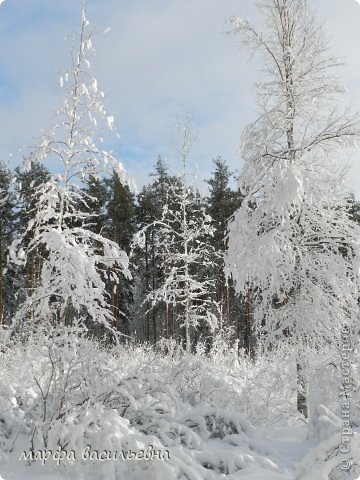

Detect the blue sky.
[{"left": 1, "top": 0, "right": 360, "bottom": 194}]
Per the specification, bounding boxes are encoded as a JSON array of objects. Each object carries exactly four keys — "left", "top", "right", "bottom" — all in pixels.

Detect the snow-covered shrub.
[
  {"left": 0, "top": 380, "right": 15, "bottom": 462},
  {"left": 0, "top": 335, "right": 42, "bottom": 457},
  {"left": 308, "top": 405, "right": 342, "bottom": 442},
  {"left": 159, "top": 345, "right": 297, "bottom": 425},
  {"left": 308, "top": 362, "right": 342, "bottom": 440},
  {"left": 350, "top": 343, "right": 360, "bottom": 428},
  {"left": 0, "top": 333, "right": 295, "bottom": 479},
  {"left": 296, "top": 430, "right": 360, "bottom": 480},
  {"left": 308, "top": 346, "right": 360, "bottom": 440}
]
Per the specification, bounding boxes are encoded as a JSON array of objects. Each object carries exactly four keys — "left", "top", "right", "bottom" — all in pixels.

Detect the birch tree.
[
  {"left": 10, "top": 8, "right": 131, "bottom": 337},
  {"left": 225, "top": 0, "right": 360, "bottom": 417},
  {"left": 134, "top": 120, "right": 220, "bottom": 351}
]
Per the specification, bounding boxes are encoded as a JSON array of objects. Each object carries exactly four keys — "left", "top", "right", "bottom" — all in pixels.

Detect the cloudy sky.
[{"left": 1, "top": 0, "right": 360, "bottom": 194}]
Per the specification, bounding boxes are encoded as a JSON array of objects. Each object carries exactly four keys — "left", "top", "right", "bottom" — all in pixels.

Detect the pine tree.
[
  {"left": 14, "top": 162, "right": 51, "bottom": 235},
  {"left": 0, "top": 162, "right": 13, "bottom": 324},
  {"left": 105, "top": 171, "right": 136, "bottom": 336},
  {"left": 150, "top": 155, "right": 172, "bottom": 209},
  {"left": 134, "top": 184, "right": 160, "bottom": 342},
  {"left": 133, "top": 157, "right": 173, "bottom": 343},
  {"left": 83, "top": 175, "right": 108, "bottom": 235},
  {"left": 10, "top": 161, "right": 51, "bottom": 319},
  {"left": 206, "top": 156, "right": 243, "bottom": 342}
]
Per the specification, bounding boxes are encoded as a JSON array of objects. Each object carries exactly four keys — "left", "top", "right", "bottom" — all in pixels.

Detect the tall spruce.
[
  {"left": 133, "top": 157, "right": 173, "bottom": 343},
  {"left": 8, "top": 162, "right": 51, "bottom": 322},
  {"left": 83, "top": 175, "right": 108, "bottom": 235}
]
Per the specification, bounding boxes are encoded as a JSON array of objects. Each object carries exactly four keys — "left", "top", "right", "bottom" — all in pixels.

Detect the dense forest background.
[
  {"left": 1, "top": 153, "right": 360, "bottom": 351},
  {"left": 0, "top": 154, "right": 247, "bottom": 348}
]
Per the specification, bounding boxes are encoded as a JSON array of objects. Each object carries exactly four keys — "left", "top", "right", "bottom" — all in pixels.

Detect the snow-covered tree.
[
  {"left": 132, "top": 157, "right": 175, "bottom": 343},
  {"left": 0, "top": 162, "right": 13, "bottom": 325},
  {"left": 134, "top": 120, "right": 220, "bottom": 351},
  {"left": 225, "top": 0, "right": 360, "bottom": 416},
  {"left": 10, "top": 8, "right": 131, "bottom": 337}
]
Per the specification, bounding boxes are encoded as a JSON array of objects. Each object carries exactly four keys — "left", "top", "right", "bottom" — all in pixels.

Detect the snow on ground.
[
  {"left": 0, "top": 337, "right": 359, "bottom": 479},
  {"left": 262, "top": 422, "right": 316, "bottom": 473},
  {"left": 0, "top": 424, "right": 331, "bottom": 480},
  {"left": 0, "top": 426, "right": 303, "bottom": 480},
  {"left": 0, "top": 462, "right": 71, "bottom": 480}
]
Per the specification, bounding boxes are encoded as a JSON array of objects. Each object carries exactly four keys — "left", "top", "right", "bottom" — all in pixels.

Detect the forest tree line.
[
  {"left": 0, "top": 153, "right": 256, "bottom": 351},
  {"left": 1, "top": 154, "right": 360, "bottom": 353}
]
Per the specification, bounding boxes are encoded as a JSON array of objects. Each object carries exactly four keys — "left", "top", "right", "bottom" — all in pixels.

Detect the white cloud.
[{"left": 1, "top": 0, "right": 360, "bottom": 195}]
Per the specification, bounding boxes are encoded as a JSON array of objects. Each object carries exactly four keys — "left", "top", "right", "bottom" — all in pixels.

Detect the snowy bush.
[
  {"left": 1, "top": 332, "right": 357, "bottom": 480},
  {"left": 3, "top": 328, "right": 353, "bottom": 480},
  {"left": 296, "top": 431, "right": 360, "bottom": 480},
  {"left": 307, "top": 345, "right": 360, "bottom": 441},
  {"left": 0, "top": 332, "right": 297, "bottom": 479}
]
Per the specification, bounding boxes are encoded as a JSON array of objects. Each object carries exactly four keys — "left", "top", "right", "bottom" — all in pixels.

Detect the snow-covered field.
[{"left": 0, "top": 335, "right": 359, "bottom": 480}]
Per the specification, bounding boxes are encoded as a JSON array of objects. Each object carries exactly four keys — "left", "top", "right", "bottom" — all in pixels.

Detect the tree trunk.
[
  {"left": 111, "top": 279, "right": 118, "bottom": 329},
  {"left": 0, "top": 213, "right": 3, "bottom": 325},
  {"left": 162, "top": 255, "right": 169, "bottom": 339},
  {"left": 163, "top": 302, "right": 169, "bottom": 339},
  {"left": 218, "top": 264, "right": 229, "bottom": 333},
  {"left": 144, "top": 238, "right": 150, "bottom": 342},
  {"left": 57, "top": 297, "right": 70, "bottom": 420},
  {"left": 152, "top": 244, "right": 157, "bottom": 344},
  {"left": 296, "top": 361, "right": 308, "bottom": 418},
  {"left": 244, "top": 280, "right": 255, "bottom": 359},
  {"left": 28, "top": 248, "right": 35, "bottom": 335}
]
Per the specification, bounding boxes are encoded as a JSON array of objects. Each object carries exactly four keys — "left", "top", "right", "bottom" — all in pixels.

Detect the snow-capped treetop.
[{"left": 24, "top": 6, "right": 134, "bottom": 192}]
